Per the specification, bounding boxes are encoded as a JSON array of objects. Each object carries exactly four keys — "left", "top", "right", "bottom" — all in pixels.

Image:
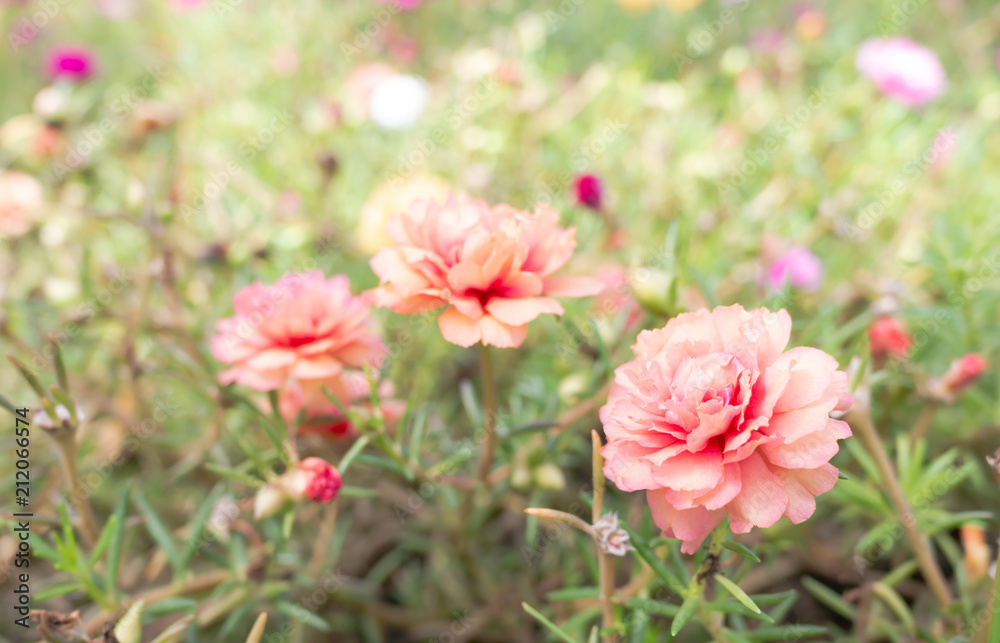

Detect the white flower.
[
  {"left": 368, "top": 75, "right": 429, "bottom": 130},
  {"left": 591, "top": 512, "right": 634, "bottom": 557}
]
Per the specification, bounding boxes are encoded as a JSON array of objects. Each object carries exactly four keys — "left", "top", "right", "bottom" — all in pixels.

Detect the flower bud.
[
  {"left": 573, "top": 174, "right": 603, "bottom": 210},
  {"left": 532, "top": 463, "right": 566, "bottom": 491},
  {"left": 591, "top": 512, "right": 634, "bottom": 556},
  {"left": 926, "top": 353, "right": 986, "bottom": 403},
  {"left": 284, "top": 457, "right": 342, "bottom": 504},
  {"left": 253, "top": 483, "right": 289, "bottom": 520},
  {"left": 868, "top": 316, "right": 912, "bottom": 359},
  {"left": 961, "top": 524, "right": 991, "bottom": 584}
]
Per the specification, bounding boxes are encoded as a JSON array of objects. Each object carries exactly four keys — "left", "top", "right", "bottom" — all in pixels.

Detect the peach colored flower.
[
  {"left": 368, "top": 194, "right": 603, "bottom": 348},
  {"left": 600, "top": 304, "right": 852, "bottom": 553},
  {"left": 279, "top": 372, "right": 406, "bottom": 439},
  {"left": 212, "top": 272, "right": 386, "bottom": 391},
  {"left": 0, "top": 171, "right": 42, "bottom": 238}
]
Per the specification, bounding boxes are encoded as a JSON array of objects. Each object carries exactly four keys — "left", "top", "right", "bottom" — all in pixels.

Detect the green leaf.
[
  {"left": 722, "top": 540, "right": 760, "bottom": 563},
  {"left": 340, "top": 485, "right": 379, "bottom": 498},
  {"left": 88, "top": 515, "right": 118, "bottom": 568},
  {"left": 715, "top": 574, "right": 762, "bottom": 615},
  {"left": 35, "top": 582, "right": 81, "bottom": 601},
  {"left": 619, "top": 522, "right": 685, "bottom": 594},
  {"left": 547, "top": 587, "right": 600, "bottom": 601},
  {"left": 339, "top": 434, "right": 371, "bottom": 474},
  {"left": 276, "top": 600, "right": 331, "bottom": 632},
  {"left": 106, "top": 485, "right": 130, "bottom": 597},
  {"left": 180, "top": 484, "right": 226, "bottom": 569},
  {"left": 670, "top": 595, "right": 701, "bottom": 636},
  {"left": 739, "top": 625, "right": 829, "bottom": 641},
  {"left": 522, "top": 602, "right": 577, "bottom": 643},
  {"left": 800, "top": 575, "right": 856, "bottom": 620},
  {"left": 133, "top": 488, "right": 182, "bottom": 576}
]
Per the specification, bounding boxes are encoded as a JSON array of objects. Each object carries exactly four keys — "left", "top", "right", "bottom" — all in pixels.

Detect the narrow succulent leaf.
[
  {"left": 521, "top": 602, "right": 577, "bottom": 643},
  {"left": 715, "top": 574, "right": 762, "bottom": 615}
]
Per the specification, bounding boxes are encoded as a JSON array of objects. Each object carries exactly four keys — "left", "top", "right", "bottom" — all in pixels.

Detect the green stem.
[
  {"left": 847, "top": 406, "right": 953, "bottom": 610},
  {"left": 692, "top": 524, "right": 729, "bottom": 638},
  {"left": 474, "top": 344, "right": 498, "bottom": 485},
  {"left": 458, "top": 344, "right": 498, "bottom": 537},
  {"left": 987, "top": 558, "right": 1000, "bottom": 642}
]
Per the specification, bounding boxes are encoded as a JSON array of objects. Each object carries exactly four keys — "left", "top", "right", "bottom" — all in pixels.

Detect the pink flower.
[
  {"left": 766, "top": 246, "right": 823, "bottom": 292},
  {"left": 600, "top": 305, "right": 853, "bottom": 553},
  {"left": 212, "top": 272, "right": 386, "bottom": 391},
  {"left": 868, "top": 316, "right": 912, "bottom": 359},
  {"left": 290, "top": 457, "right": 343, "bottom": 503},
  {"left": 926, "top": 353, "right": 986, "bottom": 403},
  {"left": 47, "top": 46, "right": 96, "bottom": 82},
  {"left": 0, "top": 171, "right": 43, "bottom": 238},
  {"left": 279, "top": 372, "right": 406, "bottom": 439},
  {"left": 368, "top": 194, "right": 603, "bottom": 348},
  {"left": 855, "top": 38, "right": 946, "bottom": 107},
  {"left": 593, "top": 265, "right": 642, "bottom": 329},
  {"left": 573, "top": 174, "right": 603, "bottom": 210}
]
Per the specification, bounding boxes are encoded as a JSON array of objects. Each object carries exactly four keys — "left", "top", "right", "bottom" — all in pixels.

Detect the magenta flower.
[
  {"left": 573, "top": 174, "right": 603, "bottom": 210},
  {"left": 766, "top": 246, "right": 823, "bottom": 292},
  {"left": 855, "top": 38, "right": 946, "bottom": 107},
  {"left": 47, "top": 46, "right": 97, "bottom": 82}
]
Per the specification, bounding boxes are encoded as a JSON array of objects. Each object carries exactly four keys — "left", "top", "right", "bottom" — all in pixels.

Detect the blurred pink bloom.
[
  {"left": 212, "top": 272, "right": 386, "bottom": 391},
  {"left": 0, "top": 171, "right": 42, "bottom": 238},
  {"left": 271, "top": 46, "right": 299, "bottom": 75},
  {"left": 345, "top": 63, "right": 396, "bottom": 115},
  {"left": 593, "top": 265, "right": 641, "bottom": 329},
  {"left": 172, "top": 0, "right": 208, "bottom": 11},
  {"left": 573, "top": 174, "right": 603, "bottom": 210},
  {"left": 927, "top": 353, "right": 986, "bottom": 403},
  {"left": 868, "top": 316, "right": 912, "bottom": 359},
  {"left": 279, "top": 372, "right": 406, "bottom": 439},
  {"left": 855, "top": 38, "right": 946, "bottom": 107},
  {"left": 368, "top": 195, "right": 603, "bottom": 348},
  {"left": 600, "top": 305, "right": 853, "bottom": 553},
  {"left": 47, "top": 46, "right": 96, "bottom": 82},
  {"left": 766, "top": 246, "right": 823, "bottom": 292}
]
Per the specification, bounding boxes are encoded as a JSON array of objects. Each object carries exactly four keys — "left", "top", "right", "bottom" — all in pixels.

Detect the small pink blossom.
[
  {"left": 855, "top": 38, "right": 946, "bottom": 107},
  {"left": 368, "top": 194, "right": 603, "bottom": 348},
  {"left": 47, "top": 46, "right": 96, "bottom": 82},
  {"left": 766, "top": 246, "right": 823, "bottom": 292},
  {"left": 600, "top": 304, "right": 852, "bottom": 553},
  {"left": 0, "top": 171, "right": 43, "bottom": 239},
  {"left": 212, "top": 272, "right": 386, "bottom": 391}
]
